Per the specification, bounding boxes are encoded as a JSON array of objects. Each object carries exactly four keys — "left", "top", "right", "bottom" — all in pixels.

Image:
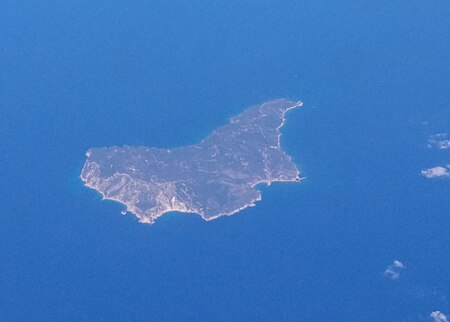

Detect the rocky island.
[{"left": 80, "top": 99, "right": 303, "bottom": 224}]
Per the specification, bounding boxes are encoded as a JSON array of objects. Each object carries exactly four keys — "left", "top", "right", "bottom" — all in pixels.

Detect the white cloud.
[
  {"left": 384, "top": 269, "right": 400, "bottom": 280},
  {"left": 428, "top": 133, "right": 450, "bottom": 150},
  {"left": 437, "top": 140, "right": 450, "bottom": 150},
  {"left": 384, "top": 260, "right": 405, "bottom": 280},
  {"left": 421, "top": 166, "right": 450, "bottom": 179},
  {"left": 422, "top": 132, "right": 450, "bottom": 179},
  {"left": 393, "top": 260, "right": 404, "bottom": 269},
  {"left": 431, "top": 311, "right": 448, "bottom": 322}
]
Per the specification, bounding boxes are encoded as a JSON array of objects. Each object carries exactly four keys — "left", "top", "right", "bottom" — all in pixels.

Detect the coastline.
[{"left": 80, "top": 99, "right": 304, "bottom": 224}]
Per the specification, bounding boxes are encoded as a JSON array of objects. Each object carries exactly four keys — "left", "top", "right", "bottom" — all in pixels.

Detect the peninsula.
[{"left": 80, "top": 99, "right": 303, "bottom": 224}]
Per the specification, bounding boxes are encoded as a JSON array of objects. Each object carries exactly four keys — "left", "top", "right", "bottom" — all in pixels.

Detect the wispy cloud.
[
  {"left": 428, "top": 133, "right": 450, "bottom": 150},
  {"left": 384, "top": 260, "right": 405, "bottom": 280},
  {"left": 422, "top": 132, "right": 450, "bottom": 179},
  {"left": 421, "top": 166, "right": 450, "bottom": 179},
  {"left": 431, "top": 311, "right": 449, "bottom": 322}
]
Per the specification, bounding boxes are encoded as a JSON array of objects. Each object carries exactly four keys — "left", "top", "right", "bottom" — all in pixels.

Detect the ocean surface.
[{"left": 1, "top": 1, "right": 450, "bottom": 321}]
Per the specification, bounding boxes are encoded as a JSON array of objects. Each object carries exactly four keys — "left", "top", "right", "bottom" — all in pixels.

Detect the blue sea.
[{"left": 1, "top": 1, "right": 450, "bottom": 321}]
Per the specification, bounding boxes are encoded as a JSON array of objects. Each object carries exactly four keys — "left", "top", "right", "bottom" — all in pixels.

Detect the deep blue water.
[{"left": 1, "top": 1, "right": 450, "bottom": 321}]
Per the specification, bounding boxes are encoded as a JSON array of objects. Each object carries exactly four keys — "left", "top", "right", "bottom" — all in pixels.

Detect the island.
[{"left": 80, "top": 99, "right": 303, "bottom": 224}]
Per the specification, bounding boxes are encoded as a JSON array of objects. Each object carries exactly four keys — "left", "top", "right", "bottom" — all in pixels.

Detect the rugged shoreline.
[{"left": 81, "top": 99, "right": 303, "bottom": 224}]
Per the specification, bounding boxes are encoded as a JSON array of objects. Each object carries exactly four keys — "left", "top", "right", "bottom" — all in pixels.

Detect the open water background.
[{"left": 1, "top": 1, "right": 450, "bottom": 321}]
